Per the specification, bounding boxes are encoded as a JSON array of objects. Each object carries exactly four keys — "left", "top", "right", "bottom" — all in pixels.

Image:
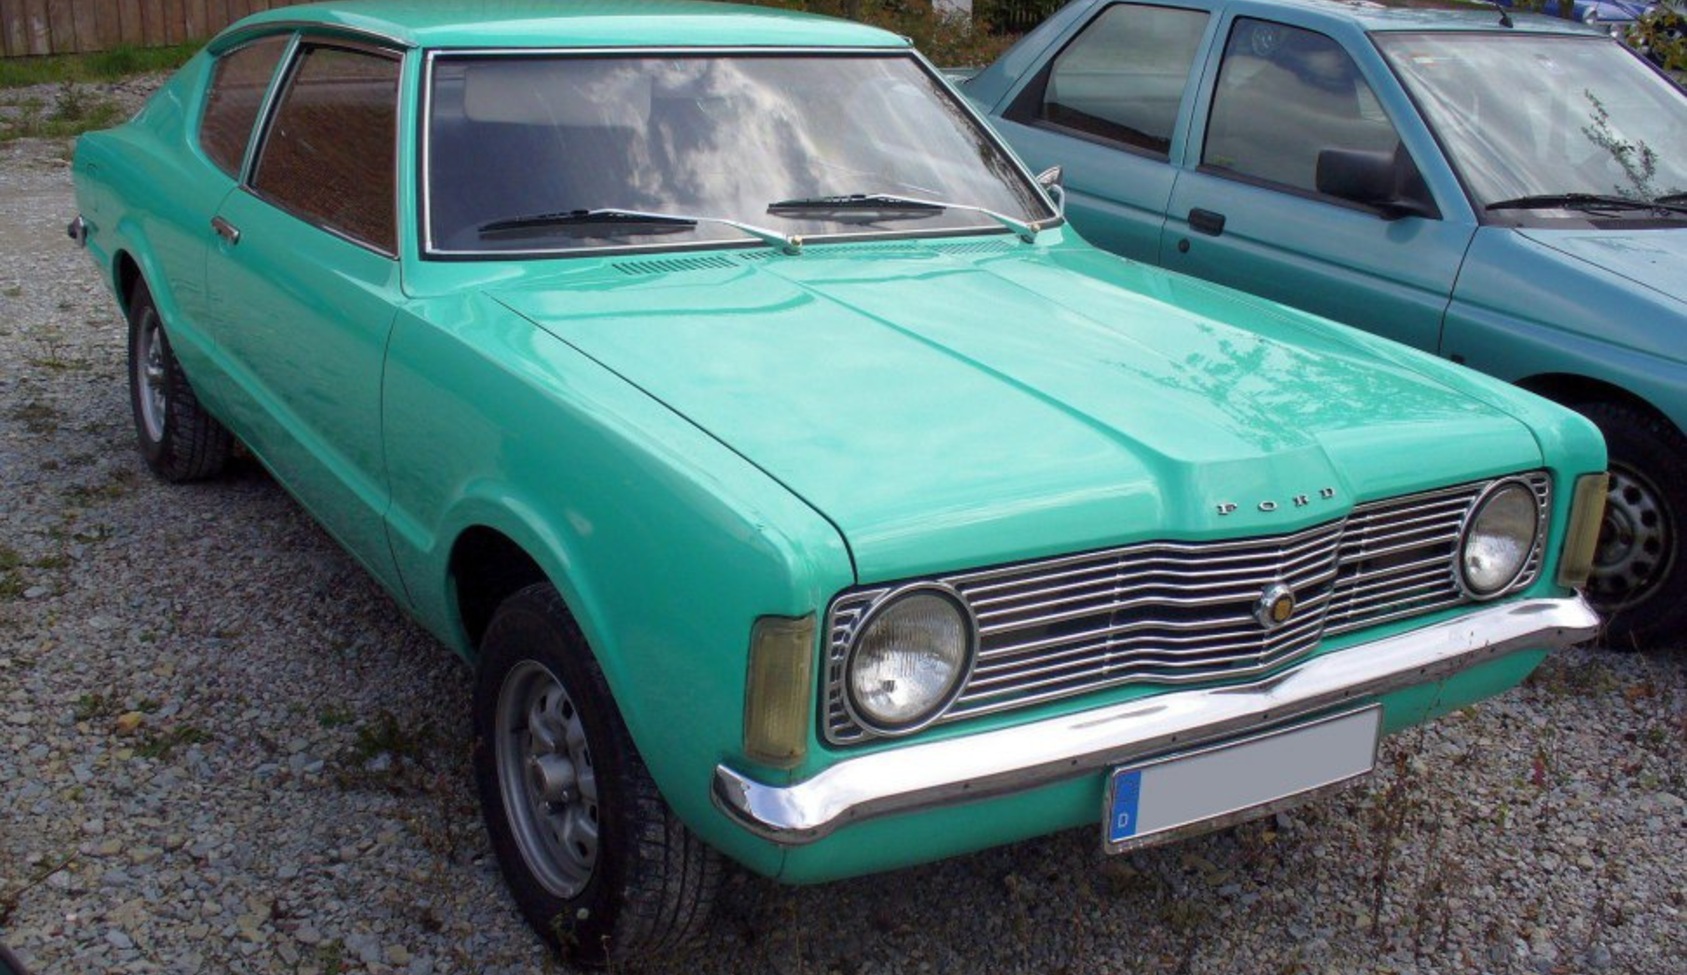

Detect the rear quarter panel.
[{"left": 72, "top": 53, "right": 237, "bottom": 392}]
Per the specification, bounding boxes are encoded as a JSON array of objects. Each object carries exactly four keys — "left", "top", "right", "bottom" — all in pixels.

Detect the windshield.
[
  {"left": 424, "top": 53, "right": 1052, "bottom": 255},
  {"left": 1375, "top": 33, "right": 1687, "bottom": 213}
]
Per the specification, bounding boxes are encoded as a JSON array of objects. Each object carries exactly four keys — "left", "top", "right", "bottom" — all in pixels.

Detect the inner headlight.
[
  {"left": 846, "top": 586, "right": 974, "bottom": 734},
  {"left": 1459, "top": 479, "right": 1541, "bottom": 598}
]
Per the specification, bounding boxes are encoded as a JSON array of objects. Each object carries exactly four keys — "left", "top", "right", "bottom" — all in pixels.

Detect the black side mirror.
[{"left": 1316, "top": 145, "right": 1439, "bottom": 220}]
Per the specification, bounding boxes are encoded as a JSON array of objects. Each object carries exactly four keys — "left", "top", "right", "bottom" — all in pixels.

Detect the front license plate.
[{"left": 1104, "top": 705, "right": 1381, "bottom": 854}]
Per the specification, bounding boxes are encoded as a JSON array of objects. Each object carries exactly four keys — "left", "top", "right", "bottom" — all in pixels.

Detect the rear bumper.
[{"left": 713, "top": 596, "right": 1597, "bottom": 845}]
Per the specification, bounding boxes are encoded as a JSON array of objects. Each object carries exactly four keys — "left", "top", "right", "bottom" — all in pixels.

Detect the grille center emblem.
[{"left": 1255, "top": 583, "right": 1296, "bottom": 630}]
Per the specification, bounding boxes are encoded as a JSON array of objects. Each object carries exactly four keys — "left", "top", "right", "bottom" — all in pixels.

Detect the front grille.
[{"left": 824, "top": 473, "right": 1551, "bottom": 744}]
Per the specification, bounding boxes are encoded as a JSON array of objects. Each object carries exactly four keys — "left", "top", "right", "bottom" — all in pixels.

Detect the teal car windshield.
[
  {"left": 1376, "top": 34, "right": 1687, "bottom": 213},
  {"left": 424, "top": 53, "right": 1052, "bottom": 254}
]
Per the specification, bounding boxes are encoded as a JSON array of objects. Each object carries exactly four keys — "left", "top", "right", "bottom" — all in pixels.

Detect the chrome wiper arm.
[
  {"left": 480, "top": 207, "right": 802, "bottom": 253},
  {"left": 1485, "top": 193, "right": 1687, "bottom": 216},
  {"left": 768, "top": 192, "right": 1049, "bottom": 243}
]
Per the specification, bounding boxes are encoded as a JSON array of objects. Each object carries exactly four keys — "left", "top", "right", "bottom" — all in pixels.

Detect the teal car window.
[
  {"left": 1376, "top": 32, "right": 1687, "bottom": 212},
  {"left": 252, "top": 43, "right": 401, "bottom": 254},
  {"left": 424, "top": 54, "right": 1052, "bottom": 255},
  {"left": 1005, "top": 3, "right": 1209, "bottom": 157},
  {"left": 199, "top": 35, "right": 289, "bottom": 178},
  {"left": 1203, "top": 19, "right": 1402, "bottom": 194}
]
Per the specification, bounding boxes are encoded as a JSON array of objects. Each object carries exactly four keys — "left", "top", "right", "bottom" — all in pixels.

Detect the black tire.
[
  {"left": 1574, "top": 400, "right": 1687, "bottom": 648},
  {"left": 126, "top": 284, "right": 231, "bottom": 481},
  {"left": 472, "top": 583, "right": 720, "bottom": 967}
]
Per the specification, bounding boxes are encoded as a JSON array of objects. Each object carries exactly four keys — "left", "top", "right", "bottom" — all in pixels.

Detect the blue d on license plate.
[{"left": 1105, "top": 706, "right": 1380, "bottom": 854}]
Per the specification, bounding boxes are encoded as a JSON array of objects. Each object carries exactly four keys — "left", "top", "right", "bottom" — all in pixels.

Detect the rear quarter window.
[{"left": 200, "top": 36, "right": 290, "bottom": 177}]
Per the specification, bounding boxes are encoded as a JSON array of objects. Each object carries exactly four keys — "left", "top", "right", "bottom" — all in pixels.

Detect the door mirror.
[
  {"left": 1036, "top": 165, "right": 1066, "bottom": 217},
  {"left": 1316, "top": 146, "right": 1438, "bottom": 220}
]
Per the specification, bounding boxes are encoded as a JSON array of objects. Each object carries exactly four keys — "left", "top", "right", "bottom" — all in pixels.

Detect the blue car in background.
[
  {"left": 1500, "top": 0, "right": 1650, "bottom": 37},
  {"left": 964, "top": 0, "right": 1687, "bottom": 646}
]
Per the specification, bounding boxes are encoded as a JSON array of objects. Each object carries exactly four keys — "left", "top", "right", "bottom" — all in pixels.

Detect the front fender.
[{"left": 381, "top": 299, "right": 854, "bottom": 875}]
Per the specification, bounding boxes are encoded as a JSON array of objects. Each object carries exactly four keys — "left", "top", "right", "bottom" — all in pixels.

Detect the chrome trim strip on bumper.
[{"left": 713, "top": 596, "right": 1597, "bottom": 845}]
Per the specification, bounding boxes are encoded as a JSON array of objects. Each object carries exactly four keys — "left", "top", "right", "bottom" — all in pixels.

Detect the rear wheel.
[
  {"left": 126, "top": 284, "right": 231, "bottom": 481},
  {"left": 1575, "top": 400, "right": 1687, "bottom": 648},
  {"left": 472, "top": 583, "right": 720, "bottom": 967}
]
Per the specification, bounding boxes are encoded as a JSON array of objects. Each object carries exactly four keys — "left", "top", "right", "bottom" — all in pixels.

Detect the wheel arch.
[
  {"left": 1514, "top": 372, "right": 1684, "bottom": 437},
  {"left": 447, "top": 524, "right": 550, "bottom": 655},
  {"left": 113, "top": 249, "right": 144, "bottom": 313}
]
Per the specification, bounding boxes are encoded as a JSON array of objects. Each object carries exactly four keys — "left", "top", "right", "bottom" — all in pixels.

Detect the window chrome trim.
[
  {"left": 417, "top": 46, "right": 1062, "bottom": 259},
  {"left": 209, "top": 20, "right": 412, "bottom": 56},
  {"left": 245, "top": 35, "right": 406, "bottom": 260}
]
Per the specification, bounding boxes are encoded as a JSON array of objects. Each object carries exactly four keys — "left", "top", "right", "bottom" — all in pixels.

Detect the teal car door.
[
  {"left": 205, "top": 39, "right": 404, "bottom": 590},
  {"left": 987, "top": 2, "right": 1212, "bottom": 264},
  {"left": 1160, "top": 16, "right": 1472, "bottom": 352}
]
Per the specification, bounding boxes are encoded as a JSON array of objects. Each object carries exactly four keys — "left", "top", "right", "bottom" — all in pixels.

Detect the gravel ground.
[{"left": 2, "top": 83, "right": 1686, "bottom": 975}]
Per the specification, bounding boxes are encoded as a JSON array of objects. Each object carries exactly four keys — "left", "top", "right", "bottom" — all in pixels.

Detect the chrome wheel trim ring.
[
  {"left": 494, "top": 659, "right": 600, "bottom": 899},
  {"left": 135, "top": 308, "right": 168, "bottom": 443},
  {"left": 1588, "top": 463, "right": 1674, "bottom": 612}
]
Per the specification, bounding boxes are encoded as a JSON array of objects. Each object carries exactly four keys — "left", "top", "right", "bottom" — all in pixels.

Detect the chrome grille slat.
[
  {"left": 971, "top": 624, "right": 1327, "bottom": 688},
  {"left": 824, "top": 472, "right": 1552, "bottom": 744},
  {"left": 976, "top": 588, "right": 1336, "bottom": 660}
]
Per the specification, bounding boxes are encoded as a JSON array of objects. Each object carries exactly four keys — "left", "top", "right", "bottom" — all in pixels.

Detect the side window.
[
  {"left": 200, "top": 36, "right": 289, "bottom": 177},
  {"left": 1202, "top": 19, "right": 1401, "bottom": 193},
  {"left": 252, "top": 44, "right": 401, "bottom": 254},
  {"left": 1007, "top": 4, "right": 1208, "bottom": 158}
]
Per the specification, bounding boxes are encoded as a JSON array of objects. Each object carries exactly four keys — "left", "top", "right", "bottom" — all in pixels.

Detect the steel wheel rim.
[
  {"left": 495, "top": 659, "right": 600, "bottom": 898},
  {"left": 1588, "top": 463, "right": 1675, "bottom": 612},
  {"left": 135, "top": 308, "right": 168, "bottom": 443}
]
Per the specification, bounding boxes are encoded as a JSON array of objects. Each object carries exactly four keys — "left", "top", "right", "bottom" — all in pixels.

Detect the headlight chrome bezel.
[
  {"left": 842, "top": 583, "right": 978, "bottom": 737},
  {"left": 1456, "top": 477, "right": 1543, "bottom": 599}
]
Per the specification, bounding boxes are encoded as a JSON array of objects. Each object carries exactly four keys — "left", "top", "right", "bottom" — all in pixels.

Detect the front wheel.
[
  {"left": 1575, "top": 400, "right": 1687, "bottom": 648},
  {"left": 472, "top": 584, "right": 720, "bottom": 967}
]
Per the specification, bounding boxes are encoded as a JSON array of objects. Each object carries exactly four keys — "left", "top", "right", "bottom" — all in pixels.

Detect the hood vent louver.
[{"left": 612, "top": 255, "right": 740, "bottom": 275}]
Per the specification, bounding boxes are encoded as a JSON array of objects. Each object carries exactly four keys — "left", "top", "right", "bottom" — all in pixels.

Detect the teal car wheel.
[
  {"left": 472, "top": 584, "right": 719, "bottom": 967},
  {"left": 126, "top": 284, "right": 231, "bottom": 482},
  {"left": 1580, "top": 401, "right": 1687, "bottom": 647}
]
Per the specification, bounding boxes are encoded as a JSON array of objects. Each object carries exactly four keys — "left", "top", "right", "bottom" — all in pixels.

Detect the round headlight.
[
  {"left": 846, "top": 587, "right": 974, "bottom": 734},
  {"left": 1459, "top": 480, "right": 1541, "bottom": 598}
]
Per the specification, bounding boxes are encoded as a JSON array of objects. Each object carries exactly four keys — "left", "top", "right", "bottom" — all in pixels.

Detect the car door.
[
  {"left": 988, "top": 1, "right": 1214, "bottom": 263},
  {"left": 204, "top": 38, "right": 405, "bottom": 589},
  {"left": 1160, "top": 16, "right": 1473, "bottom": 352}
]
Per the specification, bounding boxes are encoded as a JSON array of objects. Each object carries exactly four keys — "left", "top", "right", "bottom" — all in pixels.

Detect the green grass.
[
  {"left": 0, "top": 42, "right": 199, "bottom": 89},
  {"left": 0, "top": 82, "right": 125, "bottom": 142}
]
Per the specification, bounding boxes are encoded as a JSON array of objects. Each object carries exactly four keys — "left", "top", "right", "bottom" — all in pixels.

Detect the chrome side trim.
[{"left": 713, "top": 595, "right": 1596, "bottom": 845}]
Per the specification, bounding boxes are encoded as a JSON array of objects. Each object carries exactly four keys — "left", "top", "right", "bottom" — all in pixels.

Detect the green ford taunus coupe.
[{"left": 71, "top": 0, "right": 1607, "bottom": 965}]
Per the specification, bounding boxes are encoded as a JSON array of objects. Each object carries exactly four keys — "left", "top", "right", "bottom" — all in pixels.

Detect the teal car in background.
[
  {"left": 72, "top": 0, "right": 1606, "bottom": 966},
  {"left": 965, "top": 0, "right": 1687, "bottom": 645}
]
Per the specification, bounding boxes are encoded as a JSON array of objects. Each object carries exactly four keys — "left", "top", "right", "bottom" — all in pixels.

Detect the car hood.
[
  {"left": 491, "top": 242, "right": 1544, "bottom": 581},
  {"left": 1516, "top": 227, "right": 1687, "bottom": 305}
]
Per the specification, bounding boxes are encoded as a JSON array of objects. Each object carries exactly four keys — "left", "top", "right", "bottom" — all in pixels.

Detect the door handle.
[
  {"left": 1188, "top": 208, "right": 1226, "bottom": 237},
  {"left": 211, "top": 216, "right": 241, "bottom": 245}
]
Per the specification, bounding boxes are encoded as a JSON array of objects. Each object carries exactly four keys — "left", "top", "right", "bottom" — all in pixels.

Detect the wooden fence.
[{"left": 0, "top": 0, "right": 296, "bottom": 58}]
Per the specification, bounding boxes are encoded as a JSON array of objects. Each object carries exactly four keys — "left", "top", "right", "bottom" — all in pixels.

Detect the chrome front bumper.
[{"left": 712, "top": 596, "right": 1597, "bottom": 845}]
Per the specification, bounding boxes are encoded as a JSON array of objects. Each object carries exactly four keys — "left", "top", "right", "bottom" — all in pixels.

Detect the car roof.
[
  {"left": 1220, "top": 0, "right": 1604, "bottom": 35},
  {"left": 219, "top": 0, "right": 909, "bottom": 51}
]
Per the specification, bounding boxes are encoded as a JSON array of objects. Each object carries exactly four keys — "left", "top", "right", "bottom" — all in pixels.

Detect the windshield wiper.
[
  {"left": 1654, "top": 192, "right": 1687, "bottom": 206},
  {"left": 1485, "top": 193, "right": 1687, "bottom": 216},
  {"left": 479, "top": 208, "right": 801, "bottom": 253},
  {"left": 768, "top": 192, "right": 1049, "bottom": 243}
]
